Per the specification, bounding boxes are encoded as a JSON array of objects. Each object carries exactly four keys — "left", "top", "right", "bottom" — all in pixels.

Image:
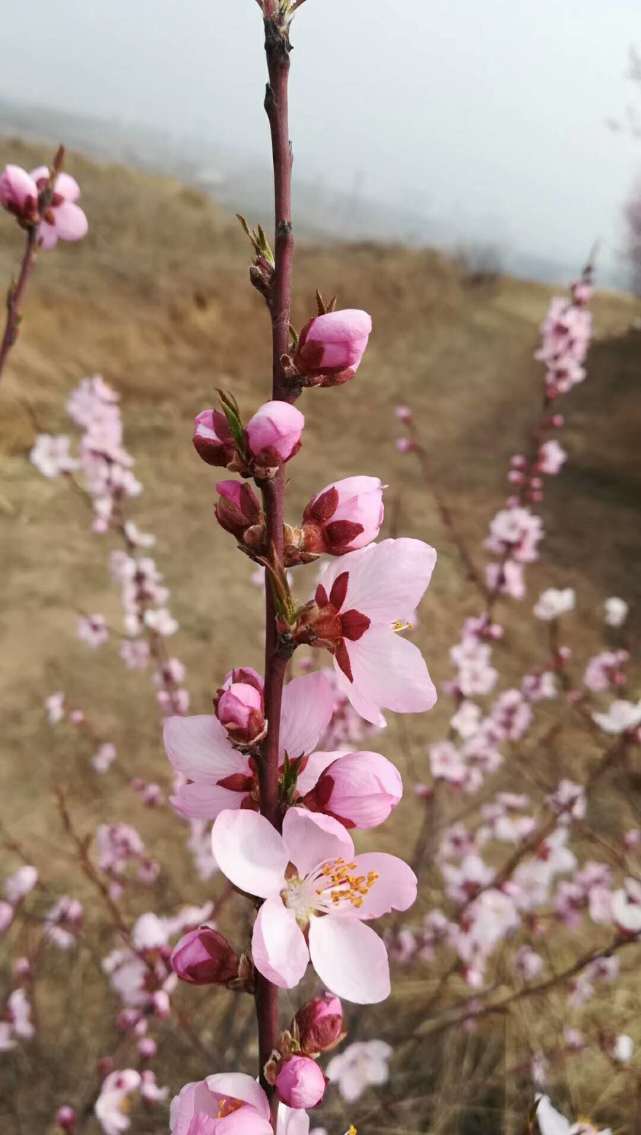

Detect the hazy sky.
[{"left": 2, "top": 0, "right": 640, "bottom": 283}]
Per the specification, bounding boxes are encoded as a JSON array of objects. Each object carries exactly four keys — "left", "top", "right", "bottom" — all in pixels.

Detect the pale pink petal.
[
  {"left": 205, "top": 1073, "right": 270, "bottom": 1119},
  {"left": 1, "top": 165, "right": 38, "bottom": 208},
  {"left": 308, "top": 916, "right": 390, "bottom": 1003},
  {"left": 37, "top": 221, "right": 58, "bottom": 250},
  {"left": 295, "top": 750, "right": 345, "bottom": 796},
  {"left": 280, "top": 672, "right": 335, "bottom": 760},
  {"left": 211, "top": 810, "right": 287, "bottom": 898},
  {"left": 29, "top": 165, "right": 49, "bottom": 184},
  {"left": 347, "top": 853, "right": 417, "bottom": 919},
  {"left": 281, "top": 807, "right": 354, "bottom": 877},
  {"left": 276, "top": 1105, "right": 310, "bottom": 1135},
  {"left": 53, "top": 200, "right": 88, "bottom": 241},
  {"left": 319, "top": 538, "right": 436, "bottom": 622},
  {"left": 171, "top": 782, "right": 242, "bottom": 820},
  {"left": 54, "top": 172, "right": 81, "bottom": 201},
  {"left": 164, "top": 715, "right": 247, "bottom": 781},
  {"left": 252, "top": 897, "right": 309, "bottom": 988},
  {"left": 220, "top": 1112, "right": 273, "bottom": 1135},
  {"left": 338, "top": 626, "right": 436, "bottom": 722},
  {"left": 170, "top": 1081, "right": 218, "bottom": 1135}
]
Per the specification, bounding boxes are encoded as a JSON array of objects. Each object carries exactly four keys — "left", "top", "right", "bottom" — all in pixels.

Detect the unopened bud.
[
  {"left": 171, "top": 926, "right": 240, "bottom": 986},
  {"left": 215, "top": 480, "right": 263, "bottom": 542},
  {"left": 246, "top": 400, "right": 304, "bottom": 471},
  {"left": 275, "top": 1054, "right": 326, "bottom": 1109},
  {"left": 193, "top": 409, "right": 237, "bottom": 467},
  {"left": 216, "top": 682, "right": 265, "bottom": 745},
  {"left": 302, "top": 752, "right": 402, "bottom": 829},
  {"left": 294, "top": 309, "right": 372, "bottom": 386},
  {"left": 56, "top": 1105, "right": 77, "bottom": 1133},
  {"left": 293, "top": 993, "right": 344, "bottom": 1056}
]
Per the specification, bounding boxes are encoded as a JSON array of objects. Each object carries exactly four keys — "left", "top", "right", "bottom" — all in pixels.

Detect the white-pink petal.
[
  {"left": 280, "top": 672, "right": 335, "bottom": 760},
  {"left": 320, "top": 538, "right": 437, "bottom": 623},
  {"left": 296, "top": 750, "right": 345, "bottom": 796},
  {"left": 281, "top": 807, "right": 354, "bottom": 878},
  {"left": 252, "top": 897, "right": 310, "bottom": 988},
  {"left": 205, "top": 1073, "right": 270, "bottom": 1119},
  {"left": 53, "top": 200, "right": 88, "bottom": 241},
  {"left": 339, "top": 626, "right": 436, "bottom": 723},
  {"left": 171, "top": 781, "right": 242, "bottom": 821},
  {"left": 164, "top": 715, "right": 246, "bottom": 781},
  {"left": 347, "top": 853, "right": 417, "bottom": 919},
  {"left": 211, "top": 810, "right": 287, "bottom": 898},
  {"left": 308, "top": 916, "right": 391, "bottom": 1003}
]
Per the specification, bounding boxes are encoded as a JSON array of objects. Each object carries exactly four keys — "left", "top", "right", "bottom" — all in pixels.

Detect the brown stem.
[
  {"left": 253, "top": 13, "right": 298, "bottom": 1126},
  {"left": 0, "top": 227, "right": 38, "bottom": 384}
]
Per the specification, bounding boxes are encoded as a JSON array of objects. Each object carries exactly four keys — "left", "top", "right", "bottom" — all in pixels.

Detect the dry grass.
[{"left": 0, "top": 139, "right": 640, "bottom": 1133}]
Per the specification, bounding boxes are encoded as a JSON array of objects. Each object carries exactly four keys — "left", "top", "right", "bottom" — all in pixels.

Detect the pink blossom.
[
  {"left": 55, "top": 1105, "right": 77, "bottom": 1132},
  {"left": 5, "top": 866, "right": 38, "bottom": 903},
  {"left": 95, "top": 1070, "right": 141, "bottom": 1135},
  {"left": 611, "top": 878, "right": 641, "bottom": 934},
  {"left": 171, "top": 926, "right": 239, "bottom": 985},
  {"left": 485, "top": 559, "right": 525, "bottom": 600},
  {"left": 45, "top": 691, "right": 66, "bottom": 723},
  {"left": 592, "top": 699, "right": 641, "bottom": 735},
  {"left": 583, "top": 650, "right": 628, "bottom": 693},
  {"left": 429, "top": 741, "right": 467, "bottom": 786},
  {"left": 299, "top": 750, "right": 402, "bottom": 828},
  {"left": 538, "top": 439, "right": 567, "bottom": 475},
  {"left": 294, "top": 309, "right": 372, "bottom": 385},
  {"left": 301, "top": 476, "right": 384, "bottom": 555},
  {"left": 165, "top": 671, "right": 334, "bottom": 820},
  {"left": 246, "top": 401, "right": 305, "bottom": 468},
  {"left": 533, "top": 588, "right": 575, "bottom": 621},
  {"left": 119, "top": 639, "right": 150, "bottom": 669},
  {"left": 325, "top": 1039, "right": 391, "bottom": 1103},
  {"left": 299, "top": 538, "right": 437, "bottom": 725},
  {"left": 6, "top": 988, "right": 34, "bottom": 1040},
  {"left": 77, "top": 614, "right": 109, "bottom": 648},
  {"left": 275, "top": 1056, "right": 326, "bottom": 1109},
  {"left": 0, "top": 164, "right": 39, "bottom": 223},
  {"left": 92, "top": 742, "right": 117, "bottom": 773},
  {"left": 604, "top": 597, "right": 628, "bottom": 627},
  {"left": 30, "top": 167, "right": 88, "bottom": 250},
  {"left": 193, "top": 409, "right": 237, "bottom": 468},
  {"left": 30, "top": 434, "right": 78, "bottom": 478},
  {"left": 212, "top": 807, "right": 416, "bottom": 1002},
  {"left": 486, "top": 508, "right": 543, "bottom": 563},
  {"left": 170, "top": 1075, "right": 274, "bottom": 1135}
]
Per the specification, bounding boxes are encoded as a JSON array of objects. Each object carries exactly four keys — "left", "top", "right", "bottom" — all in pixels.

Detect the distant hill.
[{"left": 0, "top": 94, "right": 597, "bottom": 286}]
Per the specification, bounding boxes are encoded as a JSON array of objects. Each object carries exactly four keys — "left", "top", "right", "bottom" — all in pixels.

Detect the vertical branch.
[
  {"left": 254, "top": 11, "right": 297, "bottom": 1126},
  {"left": 0, "top": 228, "right": 38, "bottom": 384}
]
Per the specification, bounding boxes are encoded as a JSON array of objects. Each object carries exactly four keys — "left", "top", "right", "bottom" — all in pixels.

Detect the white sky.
[{"left": 2, "top": 0, "right": 640, "bottom": 283}]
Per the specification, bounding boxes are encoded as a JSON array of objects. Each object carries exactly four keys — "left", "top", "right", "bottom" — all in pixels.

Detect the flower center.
[
  {"left": 217, "top": 1098, "right": 243, "bottom": 1118},
  {"left": 282, "top": 857, "right": 380, "bottom": 922}
]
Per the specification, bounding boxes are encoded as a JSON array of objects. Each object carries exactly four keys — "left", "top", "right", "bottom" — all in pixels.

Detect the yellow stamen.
[
  {"left": 217, "top": 1098, "right": 243, "bottom": 1118},
  {"left": 316, "top": 858, "right": 380, "bottom": 908},
  {"left": 392, "top": 619, "right": 411, "bottom": 633}
]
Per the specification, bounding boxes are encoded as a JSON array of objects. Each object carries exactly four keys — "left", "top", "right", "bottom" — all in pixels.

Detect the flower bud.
[
  {"left": 215, "top": 480, "right": 263, "bottom": 542},
  {"left": 193, "top": 409, "right": 236, "bottom": 467},
  {"left": 170, "top": 926, "right": 239, "bottom": 986},
  {"left": 294, "top": 309, "right": 372, "bottom": 386},
  {"left": 302, "top": 751, "right": 402, "bottom": 829},
  {"left": 216, "top": 682, "right": 265, "bottom": 745},
  {"left": 222, "top": 666, "right": 264, "bottom": 694},
  {"left": 301, "top": 476, "right": 384, "bottom": 555},
  {"left": 56, "top": 1105, "right": 77, "bottom": 1132},
  {"left": 294, "top": 993, "right": 344, "bottom": 1056},
  {"left": 246, "top": 401, "right": 304, "bottom": 469},
  {"left": 275, "top": 1055, "right": 326, "bottom": 1109}
]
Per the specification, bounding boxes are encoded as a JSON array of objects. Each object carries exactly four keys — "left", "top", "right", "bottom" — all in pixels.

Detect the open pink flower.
[
  {"left": 164, "top": 673, "right": 335, "bottom": 820},
  {"left": 301, "top": 476, "right": 384, "bottom": 555},
  {"left": 212, "top": 807, "right": 417, "bottom": 1002},
  {"left": 297, "top": 538, "right": 437, "bottom": 725},
  {"left": 170, "top": 1076, "right": 308, "bottom": 1135},
  {"left": 30, "top": 167, "right": 88, "bottom": 250}
]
